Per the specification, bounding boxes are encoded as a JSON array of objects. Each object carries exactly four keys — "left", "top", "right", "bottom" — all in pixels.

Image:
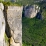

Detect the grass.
[
  {"left": 0, "top": 0, "right": 35, "bottom": 6},
  {"left": 0, "top": 1, "right": 23, "bottom": 6},
  {"left": 22, "top": 11, "right": 46, "bottom": 46},
  {"left": 4, "top": 33, "right": 9, "bottom": 46}
]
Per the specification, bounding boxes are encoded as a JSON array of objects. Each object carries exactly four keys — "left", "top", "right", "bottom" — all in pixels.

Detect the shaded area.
[
  {"left": 36, "top": 8, "right": 43, "bottom": 20},
  {"left": 3, "top": 5, "right": 11, "bottom": 38},
  {"left": 22, "top": 6, "right": 25, "bottom": 17},
  {"left": 3, "top": 5, "right": 11, "bottom": 46},
  {"left": 36, "top": 12, "right": 42, "bottom": 20}
]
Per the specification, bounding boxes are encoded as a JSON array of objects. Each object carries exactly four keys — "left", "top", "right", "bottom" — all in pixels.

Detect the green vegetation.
[
  {"left": 0, "top": 0, "right": 35, "bottom": 6},
  {"left": 0, "top": 1, "right": 22, "bottom": 6},
  {"left": 22, "top": 17, "right": 46, "bottom": 46},
  {"left": 1, "top": 2, "right": 22, "bottom": 6},
  {"left": 36, "top": 1, "right": 46, "bottom": 10},
  {"left": 22, "top": 1, "right": 46, "bottom": 46},
  {"left": 0, "top": 0, "right": 4, "bottom": 2},
  {"left": 4, "top": 33, "right": 9, "bottom": 46}
]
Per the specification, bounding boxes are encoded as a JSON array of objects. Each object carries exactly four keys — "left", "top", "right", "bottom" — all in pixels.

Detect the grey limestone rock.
[
  {"left": 0, "top": 3, "right": 5, "bottom": 46},
  {"left": 24, "top": 5, "right": 40, "bottom": 18},
  {"left": 7, "top": 6, "right": 23, "bottom": 46}
]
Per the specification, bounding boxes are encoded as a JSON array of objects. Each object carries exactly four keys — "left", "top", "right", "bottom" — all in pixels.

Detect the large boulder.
[
  {"left": 7, "top": 6, "right": 23, "bottom": 46},
  {"left": 24, "top": 5, "right": 40, "bottom": 18},
  {"left": 0, "top": 3, "right": 5, "bottom": 46}
]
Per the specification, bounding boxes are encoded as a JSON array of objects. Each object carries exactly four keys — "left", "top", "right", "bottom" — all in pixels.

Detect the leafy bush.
[{"left": 22, "top": 16, "right": 46, "bottom": 46}]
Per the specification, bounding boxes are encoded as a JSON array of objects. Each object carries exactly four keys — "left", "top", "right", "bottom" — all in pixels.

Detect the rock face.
[
  {"left": 0, "top": 3, "right": 5, "bottom": 46},
  {"left": 24, "top": 5, "right": 40, "bottom": 18},
  {"left": 7, "top": 6, "right": 23, "bottom": 46}
]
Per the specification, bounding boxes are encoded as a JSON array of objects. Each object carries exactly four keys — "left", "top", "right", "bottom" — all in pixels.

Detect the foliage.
[
  {"left": 22, "top": 15, "right": 46, "bottom": 46},
  {"left": 35, "top": 1, "right": 46, "bottom": 10},
  {"left": 0, "top": 0, "right": 35, "bottom": 6},
  {"left": 4, "top": 33, "right": 9, "bottom": 45},
  {"left": 1, "top": 1, "right": 23, "bottom": 6}
]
